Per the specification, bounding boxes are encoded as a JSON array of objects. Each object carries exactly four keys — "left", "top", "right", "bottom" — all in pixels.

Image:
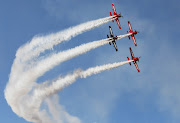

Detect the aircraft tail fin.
[
  {"left": 127, "top": 57, "right": 131, "bottom": 65},
  {"left": 127, "top": 31, "right": 130, "bottom": 40},
  {"left": 110, "top": 12, "right": 114, "bottom": 22},
  {"left": 107, "top": 35, "right": 111, "bottom": 45}
]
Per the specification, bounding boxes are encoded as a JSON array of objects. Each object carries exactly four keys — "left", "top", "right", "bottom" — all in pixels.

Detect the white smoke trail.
[
  {"left": 5, "top": 38, "right": 112, "bottom": 123},
  {"left": 17, "top": 60, "right": 133, "bottom": 123},
  {"left": 17, "top": 16, "right": 116, "bottom": 63},
  {"left": 17, "top": 32, "right": 132, "bottom": 89},
  {"left": 22, "top": 32, "right": 133, "bottom": 89},
  {"left": 45, "top": 95, "right": 81, "bottom": 123},
  {"left": 4, "top": 15, "right": 131, "bottom": 123},
  {"left": 34, "top": 60, "right": 134, "bottom": 100},
  {"left": 29, "top": 39, "right": 110, "bottom": 79},
  {"left": 4, "top": 15, "right": 117, "bottom": 120},
  {"left": 5, "top": 33, "right": 132, "bottom": 123}
]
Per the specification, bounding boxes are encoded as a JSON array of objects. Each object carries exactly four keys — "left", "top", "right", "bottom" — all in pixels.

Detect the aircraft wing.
[
  {"left": 112, "top": 3, "right": 117, "bottom": 15},
  {"left": 129, "top": 47, "right": 134, "bottom": 58},
  {"left": 109, "top": 26, "right": 114, "bottom": 37},
  {"left": 134, "top": 62, "right": 140, "bottom": 72},
  {"left": 128, "top": 21, "right": 133, "bottom": 31},
  {"left": 132, "top": 35, "right": 137, "bottom": 46},
  {"left": 116, "top": 18, "right": 121, "bottom": 29},
  {"left": 112, "top": 40, "right": 118, "bottom": 51}
]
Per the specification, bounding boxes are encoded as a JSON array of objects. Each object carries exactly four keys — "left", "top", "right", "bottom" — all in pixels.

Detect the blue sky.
[{"left": 1, "top": 0, "right": 180, "bottom": 123}]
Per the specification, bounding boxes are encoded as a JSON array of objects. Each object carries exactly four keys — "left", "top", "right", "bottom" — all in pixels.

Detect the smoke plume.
[{"left": 4, "top": 16, "right": 131, "bottom": 123}]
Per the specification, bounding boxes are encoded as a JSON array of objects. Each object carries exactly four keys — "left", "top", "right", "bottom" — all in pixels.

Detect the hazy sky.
[{"left": 1, "top": 0, "right": 180, "bottom": 123}]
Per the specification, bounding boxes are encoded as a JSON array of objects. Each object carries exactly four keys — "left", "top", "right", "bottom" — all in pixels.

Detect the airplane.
[
  {"left": 127, "top": 47, "right": 141, "bottom": 72},
  {"left": 127, "top": 21, "right": 139, "bottom": 46},
  {"left": 107, "top": 26, "right": 118, "bottom": 51},
  {"left": 110, "top": 3, "right": 123, "bottom": 29}
]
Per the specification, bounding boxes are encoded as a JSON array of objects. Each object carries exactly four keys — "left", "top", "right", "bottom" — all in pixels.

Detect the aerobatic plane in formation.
[
  {"left": 127, "top": 47, "right": 141, "bottom": 72},
  {"left": 110, "top": 3, "right": 123, "bottom": 29},
  {"left": 127, "top": 21, "right": 139, "bottom": 46},
  {"left": 107, "top": 26, "right": 118, "bottom": 51}
]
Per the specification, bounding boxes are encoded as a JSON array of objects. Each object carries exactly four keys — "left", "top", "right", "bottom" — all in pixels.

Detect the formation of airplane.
[
  {"left": 127, "top": 21, "right": 139, "bottom": 46},
  {"left": 107, "top": 26, "right": 118, "bottom": 51},
  {"left": 107, "top": 3, "right": 141, "bottom": 72},
  {"left": 110, "top": 3, "right": 122, "bottom": 29},
  {"left": 127, "top": 47, "right": 140, "bottom": 72}
]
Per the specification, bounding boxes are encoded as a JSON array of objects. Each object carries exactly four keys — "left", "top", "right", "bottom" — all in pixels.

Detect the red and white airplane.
[
  {"left": 127, "top": 21, "right": 139, "bottom": 46},
  {"left": 110, "top": 3, "right": 123, "bottom": 29},
  {"left": 127, "top": 47, "right": 140, "bottom": 72}
]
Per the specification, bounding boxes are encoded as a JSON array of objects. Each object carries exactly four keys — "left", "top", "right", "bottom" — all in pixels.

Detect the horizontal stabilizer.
[
  {"left": 110, "top": 12, "right": 114, "bottom": 22},
  {"left": 127, "top": 31, "right": 130, "bottom": 40},
  {"left": 127, "top": 57, "right": 131, "bottom": 65},
  {"left": 107, "top": 35, "right": 111, "bottom": 45}
]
